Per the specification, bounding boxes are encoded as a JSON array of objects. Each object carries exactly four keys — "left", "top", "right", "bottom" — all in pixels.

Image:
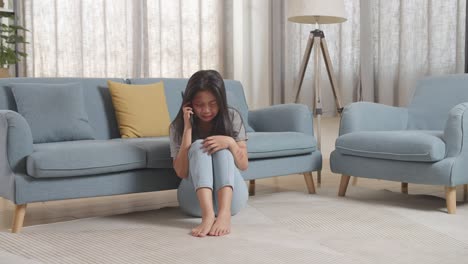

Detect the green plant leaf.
[{"left": 0, "top": 18, "right": 29, "bottom": 65}]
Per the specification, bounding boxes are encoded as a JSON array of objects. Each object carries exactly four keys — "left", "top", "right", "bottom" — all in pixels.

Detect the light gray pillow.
[{"left": 10, "top": 82, "right": 95, "bottom": 143}]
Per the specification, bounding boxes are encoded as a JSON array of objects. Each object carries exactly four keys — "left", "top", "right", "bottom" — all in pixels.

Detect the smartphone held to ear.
[
  {"left": 181, "top": 91, "right": 194, "bottom": 126},
  {"left": 189, "top": 112, "right": 194, "bottom": 126}
]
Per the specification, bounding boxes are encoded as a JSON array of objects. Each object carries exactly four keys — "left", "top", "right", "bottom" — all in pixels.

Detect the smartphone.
[{"left": 181, "top": 91, "right": 194, "bottom": 125}]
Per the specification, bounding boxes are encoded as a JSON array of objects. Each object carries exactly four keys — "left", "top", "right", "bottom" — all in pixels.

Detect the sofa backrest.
[
  {"left": 0, "top": 78, "right": 124, "bottom": 140},
  {"left": 0, "top": 77, "right": 253, "bottom": 141},
  {"left": 128, "top": 78, "right": 254, "bottom": 132},
  {"left": 408, "top": 74, "right": 468, "bottom": 130}
]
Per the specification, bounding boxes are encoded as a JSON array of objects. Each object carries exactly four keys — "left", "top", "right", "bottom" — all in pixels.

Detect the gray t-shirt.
[{"left": 169, "top": 108, "right": 248, "bottom": 158}]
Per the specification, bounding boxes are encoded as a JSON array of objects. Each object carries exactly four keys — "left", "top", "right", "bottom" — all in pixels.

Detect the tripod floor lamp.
[{"left": 288, "top": 0, "right": 347, "bottom": 186}]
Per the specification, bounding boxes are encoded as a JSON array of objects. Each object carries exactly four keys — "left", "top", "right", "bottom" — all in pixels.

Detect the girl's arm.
[
  {"left": 173, "top": 128, "right": 192, "bottom": 178},
  {"left": 203, "top": 136, "right": 249, "bottom": 171},
  {"left": 228, "top": 139, "right": 248, "bottom": 171},
  {"left": 173, "top": 103, "right": 194, "bottom": 179}
]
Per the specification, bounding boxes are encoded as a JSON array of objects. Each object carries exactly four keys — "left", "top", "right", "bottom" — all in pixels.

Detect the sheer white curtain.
[
  {"left": 361, "top": 0, "right": 466, "bottom": 106},
  {"left": 18, "top": 0, "right": 467, "bottom": 110},
  {"left": 228, "top": 0, "right": 273, "bottom": 109},
  {"left": 226, "top": 0, "right": 361, "bottom": 111},
  {"left": 233, "top": 0, "right": 466, "bottom": 112},
  {"left": 20, "top": 0, "right": 224, "bottom": 78},
  {"left": 284, "top": 0, "right": 465, "bottom": 113}
]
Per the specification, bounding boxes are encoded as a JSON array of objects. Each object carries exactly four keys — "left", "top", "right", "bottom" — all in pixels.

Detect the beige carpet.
[{"left": 0, "top": 187, "right": 467, "bottom": 264}]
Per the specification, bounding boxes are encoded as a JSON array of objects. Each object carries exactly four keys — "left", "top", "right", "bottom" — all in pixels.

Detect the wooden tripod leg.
[
  {"left": 12, "top": 204, "right": 27, "bottom": 233},
  {"left": 313, "top": 35, "right": 323, "bottom": 151},
  {"left": 320, "top": 37, "right": 344, "bottom": 113},
  {"left": 294, "top": 33, "right": 315, "bottom": 103},
  {"left": 249, "top": 180, "right": 255, "bottom": 196}
]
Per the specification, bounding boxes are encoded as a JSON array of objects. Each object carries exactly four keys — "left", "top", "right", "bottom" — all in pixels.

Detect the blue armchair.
[{"left": 330, "top": 74, "right": 468, "bottom": 214}]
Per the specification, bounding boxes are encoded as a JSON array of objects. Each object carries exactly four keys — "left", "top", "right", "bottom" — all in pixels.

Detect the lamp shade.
[{"left": 287, "top": 0, "right": 347, "bottom": 24}]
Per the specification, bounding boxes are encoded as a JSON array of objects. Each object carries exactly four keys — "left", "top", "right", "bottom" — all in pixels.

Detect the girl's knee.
[
  {"left": 191, "top": 139, "right": 204, "bottom": 147},
  {"left": 189, "top": 139, "right": 204, "bottom": 155},
  {"left": 212, "top": 149, "right": 234, "bottom": 160}
]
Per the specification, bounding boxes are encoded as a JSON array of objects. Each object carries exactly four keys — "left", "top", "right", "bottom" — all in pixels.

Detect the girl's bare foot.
[
  {"left": 191, "top": 214, "right": 215, "bottom": 237},
  {"left": 209, "top": 212, "right": 231, "bottom": 236}
]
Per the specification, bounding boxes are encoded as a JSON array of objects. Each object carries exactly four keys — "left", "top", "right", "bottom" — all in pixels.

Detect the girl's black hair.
[{"left": 171, "top": 70, "right": 234, "bottom": 143}]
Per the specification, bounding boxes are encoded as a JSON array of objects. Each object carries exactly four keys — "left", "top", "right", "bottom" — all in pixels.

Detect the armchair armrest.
[
  {"left": 248, "top": 104, "right": 313, "bottom": 135},
  {"left": 339, "top": 102, "right": 408, "bottom": 135},
  {"left": 443, "top": 103, "right": 468, "bottom": 157},
  {"left": 0, "top": 110, "right": 34, "bottom": 173}
]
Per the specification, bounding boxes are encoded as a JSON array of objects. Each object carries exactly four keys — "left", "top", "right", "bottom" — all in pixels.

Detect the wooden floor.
[{"left": 0, "top": 117, "right": 458, "bottom": 231}]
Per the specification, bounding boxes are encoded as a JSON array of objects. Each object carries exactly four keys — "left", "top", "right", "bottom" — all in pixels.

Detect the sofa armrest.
[
  {"left": 248, "top": 104, "right": 313, "bottom": 135},
  {"left": 339, "top": 102, "right": 408, "bottom": 136},
  {"left": 443, "top": 103, "right": 468, "bottom": 157},
  {"left": 443, "top": 103, "right": 468, "bottom": 185},
  {"left": 0, "top": 110, "right": 34, "bottom": 173}
]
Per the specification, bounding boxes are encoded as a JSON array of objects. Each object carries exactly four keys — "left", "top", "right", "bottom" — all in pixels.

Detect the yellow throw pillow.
[{"left": 108, "top": 80, "right": 171, "bottom": 138}]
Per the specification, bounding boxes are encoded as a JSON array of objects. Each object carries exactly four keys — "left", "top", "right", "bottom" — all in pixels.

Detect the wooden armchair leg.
[
  {"left": 338, "top": 175, "right": 351, "bottom": 197},
  {"left": 445, "top": 187, "right": 456, "bottom": 214},
  {"left": 249, "top": 180, "right": 255, "bottom": 196},
  {"left": 464, "top": 184, "right": 467, "bottom": 201},
  {"left": 12, "top": 204, "right": 27, "bottom": 233},
  {"left": 317, "top": 170, "right": 321, "bottom": 188},
  {"left": 351, "top": 176, "right": 358, "bottom": 186},
  {"left": 303, "top": 172, "right": 316, "bottom": 194},
  {"left": 401, "top": 182, "right": 408, "bottom": 194}
]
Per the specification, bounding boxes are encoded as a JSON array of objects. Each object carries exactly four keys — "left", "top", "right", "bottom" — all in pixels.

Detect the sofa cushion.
[
  {"left": 335, "top": 130, "right": 445, "bottom": 162},
  {"left": 113, "top": 137, "right": 172, "bottom": 168},
  {"left": 108, "top": 81, "right": 171, "bottom": 138},
  {"left": 27, "top": 140, "right": 147, "bottom": 178},
  {"left": 247, "top": 132, "right": 316, "bottom": 159},
  {"left": 9, "top": 82, "right": 95, "bottom": 143}
]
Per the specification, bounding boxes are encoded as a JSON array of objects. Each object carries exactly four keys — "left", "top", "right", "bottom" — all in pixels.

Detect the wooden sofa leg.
[
  {"left": 351, "top": 176, "right": 358, "bottom": 186},
  {"left": 401, "top": 182, "right": 408, "bottom": 194},
  {"left": 464, "top": 184, "right": 467, "bottom": 201},
  {"left": 303, "top": 172, "right": 316, "bottom": 194},
  {"left": 445, "top": 187, "right": 456, "bottom": 214},
  {"left": 12, "top": 204, "right": 27, "bottom": 233},
  {"left": 249, "top": 180, "right": 255, "bottom": 196},
  {"left": 317, "top": 170, "right": 321, "bottom": 188},
  {"left": 338, "top": 175, "right": 351, "bottom": 197}
]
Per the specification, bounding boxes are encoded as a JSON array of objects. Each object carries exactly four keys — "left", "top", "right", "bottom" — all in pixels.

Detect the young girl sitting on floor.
[{"left": 169, "top": 70, "right": 249, "bottom": 237}]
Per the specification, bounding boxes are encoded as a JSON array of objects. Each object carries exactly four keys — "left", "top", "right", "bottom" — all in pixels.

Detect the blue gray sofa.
[
  {"left": 0, "top": 77, "right": 322, "bottom": 233},
  {"left": 331, "top": 74, "right": 468, "bottom": 214}
]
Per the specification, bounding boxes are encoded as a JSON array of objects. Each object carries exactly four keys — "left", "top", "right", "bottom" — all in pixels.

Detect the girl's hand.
[
  {"left": 182, "top": 103, "right": 194, "bottom": 130},
  {"left": 202, "top": 136, "right": 234, "bottom": 155}
]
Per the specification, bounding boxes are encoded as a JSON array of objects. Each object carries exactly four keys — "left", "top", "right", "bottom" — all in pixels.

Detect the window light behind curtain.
[
  {"left": 20, "top": 0, "right": 224, "bottom": 78},
  {"left": 18, "top": 0, "right": 467, "bottom": 110}
]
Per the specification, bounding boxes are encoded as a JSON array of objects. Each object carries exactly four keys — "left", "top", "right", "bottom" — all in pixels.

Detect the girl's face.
[{"left": 191, "top": 90, "right": 219, "bottom": 123}]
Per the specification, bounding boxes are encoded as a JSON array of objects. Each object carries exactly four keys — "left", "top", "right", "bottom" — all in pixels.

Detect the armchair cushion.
[
  {"left": 335, "top": 130, "right": 445, "bottom": 162},
  {"left": 247, "top": 132, "right": 316, "bottom": 159},
  {"left": 339, "top": 102, "right": 408, "bottom": 135}
]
